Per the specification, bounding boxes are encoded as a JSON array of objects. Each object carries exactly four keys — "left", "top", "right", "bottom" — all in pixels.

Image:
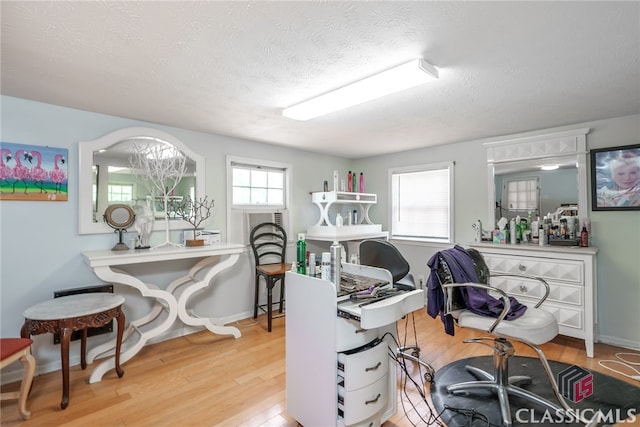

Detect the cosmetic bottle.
[
  {"left": 352, "top": 172, "right": 357, "bottom": 193},
  {"left": 321, "top": 252, "right": 331, "bottom": 281},
  {"left": 510, "top": 218, "right": 517, "bottom": 244},
  {"left": 352, "top": 209, "right": 358, "bottom": 225},
  {"left": 333, "top": 170, "right": 339, "bottom": 191},
  {"left": 580, "top": 226, "right": 589, "bottom": 247},
  {"left": 359, "top": 172, "right": 364, "bottom": 193},
  {"left": 330, "top": 241, "right": 342, "bottom": 292},
  {"left": 308, "top": 253, "right": 316, "bottom": 276},
  {"left": 296, "top": 233, "right": 306, "bottom": 275},
  {"left": 347, "top": 171, "right": 352, "bottom": 192}
]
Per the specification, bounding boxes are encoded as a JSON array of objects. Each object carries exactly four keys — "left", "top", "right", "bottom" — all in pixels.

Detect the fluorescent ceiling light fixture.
[
  {"left": 283, "top": 59, "right": 439, "bottom": 121},
  {"left": 541, "top": 165, "right": 560, "bottom": 171}
]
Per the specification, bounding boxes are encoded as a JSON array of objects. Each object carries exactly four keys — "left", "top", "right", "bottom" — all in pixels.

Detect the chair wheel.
[
  {"left": 424, "top": 372, "right": 434, "bottom": 383},
  {"left": 411, "top": 350, "right": 420, "bottom": 358}
]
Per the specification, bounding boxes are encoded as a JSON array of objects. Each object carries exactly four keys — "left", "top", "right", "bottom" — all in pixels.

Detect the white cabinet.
[
  {"left": 469, "top": 243, "right": 598, "bottom": 357},
  {"left": 306, "top": 191, "right": 388, "bottom": 241},
  {"left": 286, "top": 264, "right": 424, "bottom": 426}
]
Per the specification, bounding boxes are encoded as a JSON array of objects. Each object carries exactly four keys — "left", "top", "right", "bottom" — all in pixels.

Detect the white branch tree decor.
[
  {"left": 129, "top": 141, "right": 187, "bottom": 248},
  {"left": 175, "top": 196, "right": 214, "bottom": 246}
]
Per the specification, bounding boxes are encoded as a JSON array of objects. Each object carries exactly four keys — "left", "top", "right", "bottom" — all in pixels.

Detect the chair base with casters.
[
  {"left": 1, "top": 338, "right": 36, "bottom": 420},
  {"left": 253, "top": 262, "right": 291, "bottom": 332},
  {"left": 359, "top": 239, "right": 435, "bottom": 382}
]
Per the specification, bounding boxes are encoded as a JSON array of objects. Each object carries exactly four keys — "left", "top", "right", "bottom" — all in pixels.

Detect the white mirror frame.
[
  {"left": 484, "top": 128, "right": 590, "bottom": 226},
  {"left": 79, "top": 127, "right": 205, "bottom": 235}
]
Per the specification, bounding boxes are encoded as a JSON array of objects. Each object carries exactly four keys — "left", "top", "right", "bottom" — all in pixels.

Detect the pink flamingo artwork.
[
  {"left": 12, "top": 149, "right": 30, "bottom": 194},
  {"left": 50, "top": 154, "right": 67, "bottom": 193},
  {"left": 1, "top": 148, "right": 14, "bottom": 189},
  {"left": 28, "top": 150, "right": 49, "bottom": 193}
]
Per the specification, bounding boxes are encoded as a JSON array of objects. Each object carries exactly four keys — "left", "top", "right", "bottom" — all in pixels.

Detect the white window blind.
[{"left": 390, "top": 163, "right": 453, "bottom": 242}]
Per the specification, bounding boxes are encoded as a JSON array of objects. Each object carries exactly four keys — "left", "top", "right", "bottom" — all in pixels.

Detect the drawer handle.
[
  {"left": 355, "top": 328, "right": 366, "bottom": 334},
  {"left": 365, "top": 362, "right": 382, "bottom": 372},
  {"left": 518, "top": 264, "right": 527, "bottom": 271},
  {"left": 365, "top": 393, "right": 381, "bottom": 405},
  {"left": 519, "top": 285, "right": 528, "bottom": 293}
]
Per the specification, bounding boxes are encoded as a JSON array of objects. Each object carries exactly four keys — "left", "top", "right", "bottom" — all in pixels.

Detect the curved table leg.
[
  {"left": 114, "top": 307, "right": 125, "bottom": 378},
  {"left": 59, "top": 326, "right": 71, "bottom": 410},
  {"left": 176, "top": 253, "right": 242, "bottom": 338},
  {"left": 88, "top": 266, "right": 178, "bottom": 383}
]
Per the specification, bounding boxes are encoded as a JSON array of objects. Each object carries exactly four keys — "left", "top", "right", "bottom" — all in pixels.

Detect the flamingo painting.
[
  {"left": 1, "top": 148, "right": 14, "bottom": 190},
  {"left": 0, "top": 142, "right": 68, "bottom": 201},
  {"left": 28, "top": 150, "right": 49, "bottom": 193},
  {"left": 50, "top": 154, "right": 67, "bottom": 193},
  {"left": 12, "top": 149, "right": 30, "bottom": 194}
]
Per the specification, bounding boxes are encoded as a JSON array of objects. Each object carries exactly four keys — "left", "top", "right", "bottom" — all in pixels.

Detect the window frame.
[
  {"left": 388, "top": 162, "right": 454, "bottom": 243},
  {"left": 502, "top": 176, "right": 540, "bottom": 214}
]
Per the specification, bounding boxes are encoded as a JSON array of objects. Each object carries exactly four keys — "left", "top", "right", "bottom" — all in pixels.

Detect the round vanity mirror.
[{"left": 104, "top": 204, "right": 135, "bottom": 251}]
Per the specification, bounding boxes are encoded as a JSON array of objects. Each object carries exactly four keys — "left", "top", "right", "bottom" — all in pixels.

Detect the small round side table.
[{"left": 21, "top": 293, "right": 126, "bottom": 409}]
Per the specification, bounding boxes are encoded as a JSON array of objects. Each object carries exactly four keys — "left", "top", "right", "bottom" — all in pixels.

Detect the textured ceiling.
[{"left": 2, "top": 1, "right": 639, "bottom": 159}]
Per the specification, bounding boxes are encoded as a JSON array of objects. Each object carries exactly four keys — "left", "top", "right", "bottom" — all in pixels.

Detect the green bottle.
[{"left": 296, "top": 233, "right": 306, "bottom": 274}]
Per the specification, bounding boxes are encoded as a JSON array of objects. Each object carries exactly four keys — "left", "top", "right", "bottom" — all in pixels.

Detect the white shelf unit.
[
  {"left": 285, "top": 264, "right": 424, "bottom": 426},
  {"left": 307, "top": 191, "right": 387, "bottom": 241},
  {"left": 469, "top": 242, "right": 598, "bottom": 357}
]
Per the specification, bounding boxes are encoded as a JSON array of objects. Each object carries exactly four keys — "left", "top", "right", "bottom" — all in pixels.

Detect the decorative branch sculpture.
[
  {"left": 175, "top": 196, "right": 215, "bottom": 246},
  {"left": 129, "top": 141, "right": 187, "bottom": 248}
]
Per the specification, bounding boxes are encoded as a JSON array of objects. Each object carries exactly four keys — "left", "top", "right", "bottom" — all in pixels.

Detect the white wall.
[
  {"left": 0, "top": 95, "right": 351, "bottom": 378},
  {"left": 354, "top": 114, "right": 640, "bottom": 350}
]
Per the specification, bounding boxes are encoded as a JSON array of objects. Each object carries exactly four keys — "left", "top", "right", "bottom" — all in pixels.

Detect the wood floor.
[{"left": 1, "top": 310, "right": 638, "bottom": 426}]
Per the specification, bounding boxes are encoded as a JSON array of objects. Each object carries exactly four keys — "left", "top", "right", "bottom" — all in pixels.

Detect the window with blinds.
[{"left": 390, "top": 162, "right": 453, "bottom": 242}]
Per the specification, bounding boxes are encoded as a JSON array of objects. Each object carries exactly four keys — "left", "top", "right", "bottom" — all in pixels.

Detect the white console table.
[
  {"left": 286, "top": 264, "right": 424, "bottom": 426},
  {"left": 82, "top": 244, "right": 244, "bottom": 382}
]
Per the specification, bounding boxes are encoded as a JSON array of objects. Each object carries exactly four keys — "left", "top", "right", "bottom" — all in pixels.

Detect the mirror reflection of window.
[{"left": 503, "top": 177, "right": 539, "bottom": 212}]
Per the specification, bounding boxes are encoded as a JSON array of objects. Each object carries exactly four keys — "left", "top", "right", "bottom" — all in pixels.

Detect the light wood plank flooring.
[{"left": 1, "top": 310, "right": 638, "bottom": 426}]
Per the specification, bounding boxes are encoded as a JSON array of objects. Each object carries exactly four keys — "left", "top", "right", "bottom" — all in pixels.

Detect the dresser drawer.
[
  {"left": 483, "top": 254, "right": 583, "bottom": 285},
  {"left": 490, "top": 277, "right": 583, "bottom": 307},
  {"left": 338, "top": 339, "right": 388, "bottom": 392},
  {"left": 338, "top": 375, "right": 388, "bottom": 426},
  {"left": 336, "top": 317, "right": 378, "bottom": 352}
]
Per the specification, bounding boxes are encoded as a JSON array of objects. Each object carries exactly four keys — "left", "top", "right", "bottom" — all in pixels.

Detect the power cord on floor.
[{"left": 597, "top": 352, "right": 640, "bottom": 381}]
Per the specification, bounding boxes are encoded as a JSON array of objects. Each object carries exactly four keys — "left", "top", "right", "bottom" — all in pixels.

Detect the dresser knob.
[
  {"left": 519, "top": 285, "right": 528, "bottom": 293},
  {"left": 518, "top": 264, "right": 526, "bottom": 271}
]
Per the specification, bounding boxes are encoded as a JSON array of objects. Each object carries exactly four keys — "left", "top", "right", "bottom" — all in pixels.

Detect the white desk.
[{"left": 82, "top": 244, "right": 244, "bottom": 383}]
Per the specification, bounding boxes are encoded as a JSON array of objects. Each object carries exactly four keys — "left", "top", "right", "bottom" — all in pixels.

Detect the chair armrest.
[
  {"left": 489, "top": 273, "right": 550, "bottom": 308},
  {"left": 441, "top": 282, "right": 510, "bottom": 333}
]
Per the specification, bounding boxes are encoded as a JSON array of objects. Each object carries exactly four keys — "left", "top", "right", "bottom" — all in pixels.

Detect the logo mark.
[{"left": 558, "top": 365, "right": 593, "bottom": 403}]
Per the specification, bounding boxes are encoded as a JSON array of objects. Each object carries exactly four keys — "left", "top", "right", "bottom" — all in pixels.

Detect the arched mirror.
[
  {"left": 484, "top": 128, "right": 589, "bottom": 228},
  {"left": 79, "top": 127, "right": 205, "bottom": 235}
]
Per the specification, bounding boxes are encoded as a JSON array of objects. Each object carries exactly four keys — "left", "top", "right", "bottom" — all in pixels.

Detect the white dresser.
[
  {"left": 469, "top": 243, "right": 598, "bottom": 357},
  {"left": 286, "top": 264, "right": 424, "bottom": 426}
]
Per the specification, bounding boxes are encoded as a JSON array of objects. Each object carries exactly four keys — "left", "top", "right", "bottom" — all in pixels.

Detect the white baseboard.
[{"left": 597, "top": 334, "right": 640, "bottom": 352}]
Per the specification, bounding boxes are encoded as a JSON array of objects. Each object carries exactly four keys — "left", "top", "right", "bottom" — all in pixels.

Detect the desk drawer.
[
  {"left": 483, "top": 254, "right": 583, "bottom": 285},
  {"left": 336, "top": 317, "right": 378, "bottom": 353},
  {"left": 338, "top": 340, "right": 388, "bottom": 391},
  {"left": 338, "top": 375, "right": 388, "bottom": 426}
]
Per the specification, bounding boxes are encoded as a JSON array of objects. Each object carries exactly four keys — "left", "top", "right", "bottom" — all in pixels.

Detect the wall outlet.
[{"left": 418, "top": 275, "right": 425, "bottom": 288}]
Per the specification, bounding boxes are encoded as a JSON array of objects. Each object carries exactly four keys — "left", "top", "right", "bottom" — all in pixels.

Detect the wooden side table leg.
[
  {"left": 59, "top": 327, "right": 71, "bottom": 410},
  {"left": 114, "top": 308, "right": 125, "bottom": 378},
  {"left": 81, "top": 328, "right": 88, "bottom": 370}
]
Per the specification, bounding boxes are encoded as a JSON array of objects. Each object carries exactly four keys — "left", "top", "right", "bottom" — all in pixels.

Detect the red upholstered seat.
[
  {"left": 1, "top": 337, "right": 36, "bottom": 420},
  {"left": 1, "top": 338, "right": 33, "bottom": 360}
]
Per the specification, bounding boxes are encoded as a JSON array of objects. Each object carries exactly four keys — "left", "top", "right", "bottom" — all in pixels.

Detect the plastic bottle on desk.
[
  {"left": 347, "top": 171, "right": 353, "bottom": 192},
  {"left": 359, "top": 172, "right": 364, "bottom": 193},
  {"left": 580, "top": 226, "right": 589, "bottom": 247},
  {"left": 296, "top": 234, "right": 306, "bottom": 275}
]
